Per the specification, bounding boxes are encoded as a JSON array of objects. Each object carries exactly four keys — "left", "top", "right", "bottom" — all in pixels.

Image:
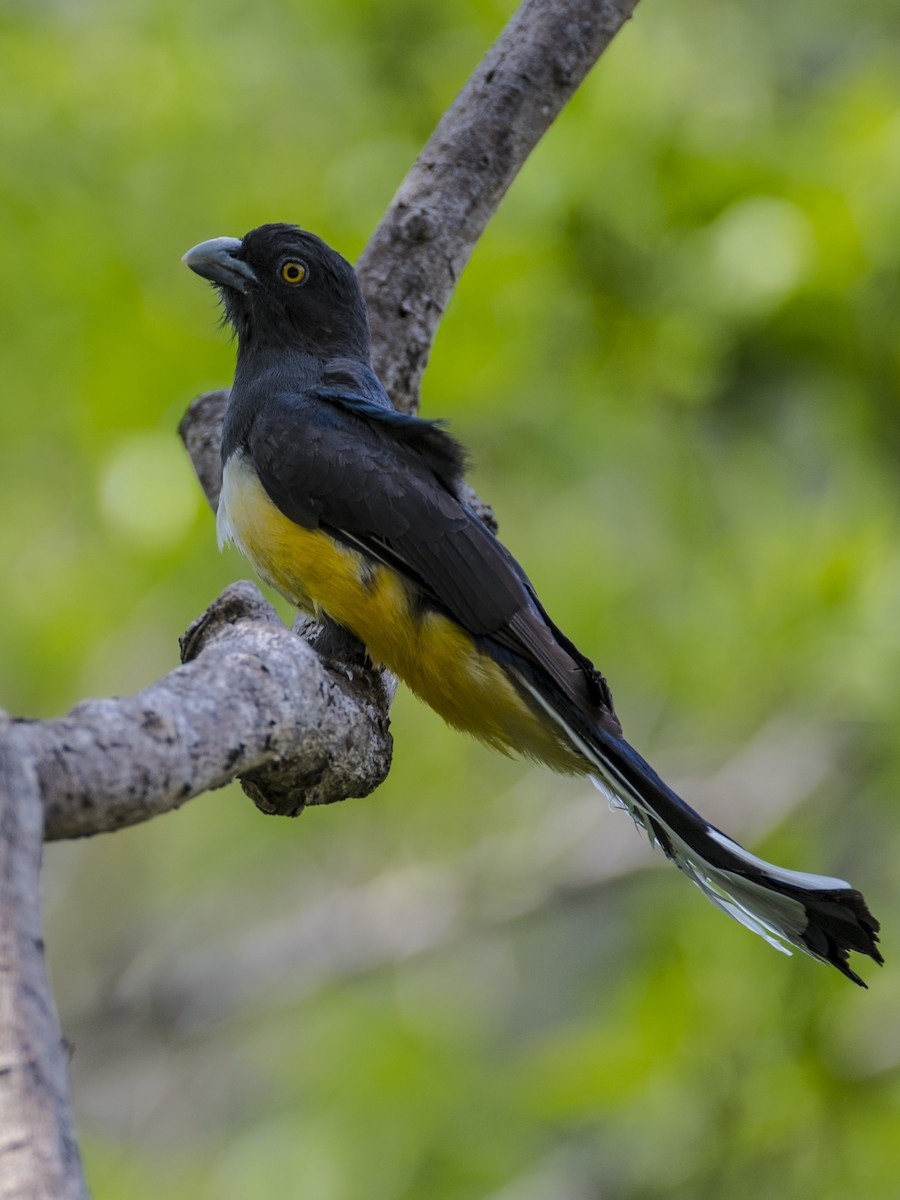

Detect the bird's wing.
[{"left": 247, "top": 389, "right": 618, "bottom": 723}]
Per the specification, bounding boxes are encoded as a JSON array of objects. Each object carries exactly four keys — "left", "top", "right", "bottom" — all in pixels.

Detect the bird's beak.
[{"left": 182, "top": 236, "right": 257, "bottom": 293}]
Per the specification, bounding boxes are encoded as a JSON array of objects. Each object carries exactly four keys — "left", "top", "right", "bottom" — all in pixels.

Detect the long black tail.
[{"left": 521, "top": 681, "right": 882, "bottom": 985}]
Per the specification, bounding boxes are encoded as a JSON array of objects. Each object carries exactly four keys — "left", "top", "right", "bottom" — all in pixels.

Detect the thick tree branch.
[
  {"left": 18, "top": 584, "right": 393, "bottom": 841},
  {"left": 0, "top": 726, "right": 86, "bottom": 1198},
  {"left": 358, "top": 0, "right": 639, "bottom": 413}
]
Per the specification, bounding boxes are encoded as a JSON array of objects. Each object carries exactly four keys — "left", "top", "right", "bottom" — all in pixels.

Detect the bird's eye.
[{"left": 280, "top": 259, "right": 308, "bottom": 285}]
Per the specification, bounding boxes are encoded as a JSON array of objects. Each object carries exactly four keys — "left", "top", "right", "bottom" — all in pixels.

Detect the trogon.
[{"left": 183, "top": 222, "right": 881, "bottom": 985}]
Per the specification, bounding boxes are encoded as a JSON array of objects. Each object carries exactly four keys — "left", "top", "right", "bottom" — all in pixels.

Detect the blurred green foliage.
[{"left": 2, "top": 0, "right": 900, "bottom": 1195}]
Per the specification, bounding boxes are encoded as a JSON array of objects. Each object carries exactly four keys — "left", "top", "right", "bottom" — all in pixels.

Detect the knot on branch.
[
  {"left": 398, "top": 205, "right": 440, "bottom": 244},
  {"left": 179, "top": 580, "right": 281, "bottom": 664},
  {"left": 185, "top": 584, "right": 396, "bottom": 818}
]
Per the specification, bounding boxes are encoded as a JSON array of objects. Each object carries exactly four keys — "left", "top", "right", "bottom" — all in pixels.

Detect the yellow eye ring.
[{"left": 280, "top": 260, "right": 307, "bottom": 285}]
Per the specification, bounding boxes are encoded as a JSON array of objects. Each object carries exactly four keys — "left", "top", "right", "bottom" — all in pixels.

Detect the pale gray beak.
[{"left": 182, "top": 236, "right": 257, "bottom": 293}]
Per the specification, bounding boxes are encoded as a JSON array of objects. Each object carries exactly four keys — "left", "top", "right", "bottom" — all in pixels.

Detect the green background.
[{"left": 2, "top": 0, "right": 899, "bottom": 1195}]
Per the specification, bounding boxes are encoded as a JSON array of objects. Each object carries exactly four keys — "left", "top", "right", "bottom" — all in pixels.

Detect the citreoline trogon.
[{"left": 184, "top": 223, "right": 881, "bottom": 986}]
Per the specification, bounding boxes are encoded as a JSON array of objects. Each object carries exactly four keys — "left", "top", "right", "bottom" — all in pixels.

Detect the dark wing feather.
[
  {"left": 249, "top": 391, "right": 521, "bottom": 631},
  {"left": 311, "top": 386, "right": 469, "bottom": 494},
  {"left": 248, "top": 389, "right": 618, "bottom": 727}
]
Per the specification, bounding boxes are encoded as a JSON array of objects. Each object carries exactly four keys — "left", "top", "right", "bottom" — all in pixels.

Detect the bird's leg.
[{"left": 293, "top": 612, "right": 373, "bottom": 677}]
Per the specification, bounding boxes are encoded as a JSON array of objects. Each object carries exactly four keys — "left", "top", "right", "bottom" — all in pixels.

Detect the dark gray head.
[{"left": 183, "top": 223, "right": 370, "bottom": 361}]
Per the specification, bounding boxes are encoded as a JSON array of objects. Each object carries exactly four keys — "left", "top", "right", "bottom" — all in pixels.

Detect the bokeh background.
[{"left": 2, "top": 0, "right": 900, "bottom": 1195}]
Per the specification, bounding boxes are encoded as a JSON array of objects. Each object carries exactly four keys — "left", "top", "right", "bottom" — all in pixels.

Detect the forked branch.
[{"left": 0, "top": 2, "right": 639, "bottom": 1193}]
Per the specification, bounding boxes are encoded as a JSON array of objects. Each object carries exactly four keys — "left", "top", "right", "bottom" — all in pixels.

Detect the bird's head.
[{"left": 183, "top": 223, "right": 370, "bottom": 361}]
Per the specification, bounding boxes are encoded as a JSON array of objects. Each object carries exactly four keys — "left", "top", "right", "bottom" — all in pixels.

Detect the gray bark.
[
  {"left": 23, "top": 583, "right": 395, "bottom": 840},
  {"left": 0, "top": 728, "right": 86, "bottom": 1198},
  {"left": 358, "top": 0, "right": 640, "bottom": 413}
]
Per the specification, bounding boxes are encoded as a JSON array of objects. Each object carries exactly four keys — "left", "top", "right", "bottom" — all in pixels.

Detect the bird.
[{"left": 183, "top": 222, "right": 882, "bottom": 986}]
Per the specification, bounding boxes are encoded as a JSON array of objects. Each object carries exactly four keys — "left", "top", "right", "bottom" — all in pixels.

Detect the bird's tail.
[{"left": 520, "top": 682, "right": 882, "bottom": 985}]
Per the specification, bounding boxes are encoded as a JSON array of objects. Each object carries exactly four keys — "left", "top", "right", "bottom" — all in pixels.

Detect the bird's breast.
[
  {"left": 217, "top": 451, "right": 583, "bottom": 772},
  {"left": 218, "top": 450, "right": 363, "bottom": 615}
]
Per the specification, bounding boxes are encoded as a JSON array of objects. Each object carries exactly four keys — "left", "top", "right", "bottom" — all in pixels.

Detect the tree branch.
[
  {"left": 358, "top": 0, "right": 639, "bottom": 413},
  {"left": 0, "top": 725, "right": 86, "bottom": 1198},
  {"left": 19, "top": 584, "right": 394, "bottom": 841}
]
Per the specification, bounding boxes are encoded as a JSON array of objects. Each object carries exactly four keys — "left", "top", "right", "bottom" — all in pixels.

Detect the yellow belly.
[{"left": 219, "top": 454, "right": 583, "bottom": 772}]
